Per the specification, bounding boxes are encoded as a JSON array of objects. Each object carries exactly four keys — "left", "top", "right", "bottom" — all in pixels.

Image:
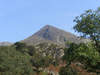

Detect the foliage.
[
  {"left": 59, "top": 66, "right": 78, "bottom": 75},
  {"left": 74, "top": 7, "right": 100, "bottom": 50},
  {"left": 34, "top": 43, "right": 63, "bottom": 66},
  {"left": 0, "top": 46, "right": 34, "bottom": 75},
  {"left": 63, "top": 42, "right": 100, "bottom": 72},
  {"left": 27, "top": 45, "right": 35, "bottom": 56},
  {"left": 14, "top": 42, "right": 28, "bottom": 53},
  {"left": 40, "top": 72, "right": 48, "bottom": 75},
  {"left": 30, "top": 43, "right": 62, "bottom": 69},
  {"left": 14, "top": 42, "right": 62, "bottom": 74}
]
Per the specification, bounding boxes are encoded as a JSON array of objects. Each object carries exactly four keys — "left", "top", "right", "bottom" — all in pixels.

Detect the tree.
[
  {"left": 59, "top": 66, "right": 78, "bottom": 75},
  {"left": 63, "top": 43, "right": 77, "bottom": 66},
  {"left": 14, "top": 42, "right": 28, "bottom": 53},
  {"left": 0, "top": 46, "right": 35, "bottom": 75},
  {"left": 63, "top": 42, "right": 100, "bottom": 72},
  {"left": 27, "top": 46, "right": 35, "bottom": 56},
  {"left": 74, "top": 7, "right": 100, "bottom": 50}
]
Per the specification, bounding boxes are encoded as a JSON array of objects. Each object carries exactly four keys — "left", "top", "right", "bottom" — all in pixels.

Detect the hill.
[
  {"left": 22, "top": 25, "right": 84, "bottom": 45},
  {"left": 0, "top": 42, "right": 12, "bottom": 46}
]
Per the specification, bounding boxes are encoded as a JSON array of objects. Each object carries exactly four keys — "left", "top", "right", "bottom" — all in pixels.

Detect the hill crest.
[{"left": 22, "top": 25, "right": 83, "bottom": 45}]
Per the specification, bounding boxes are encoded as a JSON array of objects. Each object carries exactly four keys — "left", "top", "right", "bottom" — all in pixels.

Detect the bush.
[
  {"left": 63, "top": 42, "right": 100, "bottom": 72},
  {"left": 0, "top": 46, "right": 35, "bottom": 75},
  {"left": 59, "top": 66, "right": 78, "bottom": 75}
]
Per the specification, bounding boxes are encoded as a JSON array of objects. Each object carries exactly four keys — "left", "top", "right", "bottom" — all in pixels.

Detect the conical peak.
[
  {"left": 45, "top": 25, "right": 51, "bottom": 27},
  {"left": 43, "top": 25, "right": 54, "bottom": 29},
  {"left": 42, "top": 25, "right": 60, "bottom": 31},
  {"left": 23, "top": 24, "right": 82, "bottom": 46}
]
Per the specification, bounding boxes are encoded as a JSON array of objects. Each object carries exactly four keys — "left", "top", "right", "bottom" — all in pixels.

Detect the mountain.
[
  {"left": 0, "top": 42, "right": 12, "bottom": 46},
  {"left": 22, "top": 25, "right": 86, "bottom": 46}
]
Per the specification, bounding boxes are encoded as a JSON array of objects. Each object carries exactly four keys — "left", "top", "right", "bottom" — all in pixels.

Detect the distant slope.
[
  {"left": 22, "top": 25, "right": 86, "bottom": 45},
  {"left": 0, "top": 42, "right": 12, "bottom": 46}
]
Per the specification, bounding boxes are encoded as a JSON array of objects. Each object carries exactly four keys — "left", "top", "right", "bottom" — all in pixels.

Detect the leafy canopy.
[
  {"left": 63, "top": 42, "right": 100, "bottom": 72},
  {"left": 74, "top": 7, "right": 100, "bottom": 49}
]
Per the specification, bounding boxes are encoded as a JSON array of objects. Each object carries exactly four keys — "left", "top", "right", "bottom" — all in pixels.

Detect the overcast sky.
[{"left": 0, "top": 0, "right": 100, "bottom": 42}]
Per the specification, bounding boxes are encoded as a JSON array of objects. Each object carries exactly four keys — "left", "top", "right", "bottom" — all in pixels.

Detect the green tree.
[
  {"left": 74, "top": 8, "right": 100, "bottom": 50},
  {"left": 63, "top": 42, "right": 100, "bottom": 72},
  {"left": 0, "top": 46, "right": 35, "bottom": 75},
  {"left": 59, "top": 66, "right": 78, "bottom": 75},
  {"left": 63, "top": 43, "right": 79, "bottom": 66},
  {"left": 27, "top": 46, "right": 35, "bottom": 56},
  {"left": 14, "top": 42, "right": 28, "bottom": 53}
]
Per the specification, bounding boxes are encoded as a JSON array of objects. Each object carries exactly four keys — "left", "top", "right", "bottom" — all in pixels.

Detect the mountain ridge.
[{"left": 22, "top": 25, "right": 84, "bottom": 45}]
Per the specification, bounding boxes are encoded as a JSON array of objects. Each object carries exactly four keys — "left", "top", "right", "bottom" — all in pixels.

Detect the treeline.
[
  {"left": 0, "top": 42, "right": 63, "bottom": 75},
  {"left": 60, "top": 7, "right": 100, "bottom": 75},
  {"left": 0, "top": 43, "right": 34, "bottom": 75}
]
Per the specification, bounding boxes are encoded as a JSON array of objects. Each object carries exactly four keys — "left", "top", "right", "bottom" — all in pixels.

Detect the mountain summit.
[{"left": 22, "top": 25, "right": 82, "bottom": 45}]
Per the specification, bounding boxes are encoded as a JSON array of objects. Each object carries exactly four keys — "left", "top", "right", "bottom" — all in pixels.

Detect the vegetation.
[
  {"left": 63, "top": 42, "right": 100, "bottom": 72},
  {"left": 59, "top": 66, "right": 78, "bottom": 75},
  {"left": 0, "top": 46, "right": 35, "bottom": 75},
  {"left": 0, "top": 42, "right": 63, "bottom": 75},
  {"left": 1, "top": 7, "right": 100, "bottom": 75},
  {"left": 59, "top": 7, "right": 100, "bottom": 75},
  {"left": 74, "top": 7, "right": 100, "bottom": 51}
]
